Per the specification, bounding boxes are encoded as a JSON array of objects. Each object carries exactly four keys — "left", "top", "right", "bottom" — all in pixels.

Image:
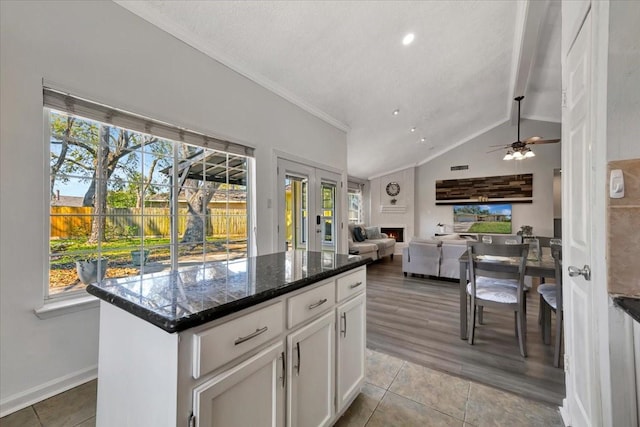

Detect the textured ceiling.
[{"left": 116, "top": 0, "right": 561, "bottom": 179}]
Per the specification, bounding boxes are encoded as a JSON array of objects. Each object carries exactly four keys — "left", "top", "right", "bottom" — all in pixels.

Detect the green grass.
[
  {"left": 467, "top": 222, "right": 512, "bottom": 234},
  {"left": 49, "top": 236, "right": 235, "bottom": 266}
]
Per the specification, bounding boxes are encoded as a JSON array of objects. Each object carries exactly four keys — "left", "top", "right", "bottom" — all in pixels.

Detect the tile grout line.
[
  {"left": 31, "top": 404, "right": 44, "bottom": 427},
  {"left": 384, "top": 389, "right": 468, "bottom": 424},
  {"left": 464, "top": 380, "right": 472, "bottom": 425},
  {"left": 363, "top": 360, "right": 406, "bottom": 427}
]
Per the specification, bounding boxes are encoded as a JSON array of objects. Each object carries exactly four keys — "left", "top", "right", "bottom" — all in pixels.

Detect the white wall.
[
  {"left": 415, "top": 119, "right": 561, "bottom": 238},
  {"left": 606, "top": 1, "right": 640, "bottom": 161},
  {"left": 0, "top": 0, "right": 346, "bottom": 414},
  {"left": 606, "top": 2, "right": 640, "bottom": 425},
  {"left": 369, "top": 168, "right": 416, "bottom": 253}
]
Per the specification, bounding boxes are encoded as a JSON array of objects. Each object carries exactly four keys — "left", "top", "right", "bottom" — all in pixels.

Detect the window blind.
[{"left": 43, "top": 87, "right": 254, "bottom": 157}]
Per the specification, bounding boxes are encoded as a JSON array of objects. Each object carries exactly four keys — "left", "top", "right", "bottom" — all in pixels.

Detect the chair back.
[
  {"left": 551, "top": 243, "right": 563, "bottom": 310},
  {"left": 477, "top": 234, "right": 522, "bottom": 245},
  {"left": 467, "top": 242, "right": 529, "bottom": 303}
]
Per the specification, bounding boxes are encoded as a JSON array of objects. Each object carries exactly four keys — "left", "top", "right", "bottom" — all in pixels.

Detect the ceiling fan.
[{"left": 488, "top": 95, "right": 561, "bottom": 160}]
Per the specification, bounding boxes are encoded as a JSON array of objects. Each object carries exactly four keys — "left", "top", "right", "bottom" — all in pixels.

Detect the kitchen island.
[{"left": 87, "top": 250, "right": 369, "bottom": 427}]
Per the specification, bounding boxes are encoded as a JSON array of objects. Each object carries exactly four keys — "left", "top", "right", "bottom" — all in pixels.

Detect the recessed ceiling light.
[
  {"left": 392, "top": 109, "right": 400, "bottom": 116},
  {"left": 410, "top": 127, "right": 416, "bottom": 132},
  {"left": 420, "top": 137, "right": 426, "bottom": 143},
  {"left": 402, "top": 33, "right": 415, "bottom": 46}
]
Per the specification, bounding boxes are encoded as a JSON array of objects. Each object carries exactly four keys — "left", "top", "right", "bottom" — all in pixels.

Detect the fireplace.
[{"left": 380, "top": 227, "right": 404, "bottom": 242}]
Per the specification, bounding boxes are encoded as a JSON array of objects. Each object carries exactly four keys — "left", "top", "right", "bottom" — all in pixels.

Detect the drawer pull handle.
[
  {"left": 234, "top": 326, "right": 268, "bottom": 345},
  {"left": 308, "top": 298, "right": 328, "bottom": 310},
  {"left": 349, "top": 281, "right": 363, "bottom": 289}
]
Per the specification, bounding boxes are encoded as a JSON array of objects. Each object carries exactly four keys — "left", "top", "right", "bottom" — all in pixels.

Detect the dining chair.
[
  {"left": 538, "top": 244, "right": 563, "bottom": 367},
  {"left": 466, "top": 242, "right": 530, "bottom": 357},
  {"left": 536, "top": 236, "right": 559, "bottom": 324},
  {"left": 477, "top": 234, "right": 523, "bottom": 245}
]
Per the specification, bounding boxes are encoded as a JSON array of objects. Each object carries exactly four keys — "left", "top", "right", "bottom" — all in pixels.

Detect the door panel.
[
  {"left": 336, "top": 293, "right": 366, "bottom": 412},
  {"left": 287, "top": 311, "right": 335, "bottom": 427},
  {"left": 192, "top": 342, "right": 284, "bottom": 427},
  {"left": 563, "top": 10, "right": 597, "bottom": 427}
]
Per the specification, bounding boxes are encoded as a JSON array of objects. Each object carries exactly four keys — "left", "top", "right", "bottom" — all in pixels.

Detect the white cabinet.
[
  {"left": 336, "top": 293, "right": 366, "bottom": 413},
  {"left": 287, "top": 311, "right": 335, "bottom": 427},
  {"left": 192, "top": 342, "right": 285, "bottom": 427},
  {"left": 95, "top": 266, "right": 366, "bottom": 427}
]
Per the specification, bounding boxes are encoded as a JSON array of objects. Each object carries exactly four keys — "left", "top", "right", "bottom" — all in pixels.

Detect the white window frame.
[{"left": 40, "top": 89, "right": 256, "bottom": 307}]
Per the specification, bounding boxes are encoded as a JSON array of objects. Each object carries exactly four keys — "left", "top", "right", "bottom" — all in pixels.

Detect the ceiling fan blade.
[
  {"left": 488, "top": 143, "right": 512, "bottom": 147},
  {"left": 529, "top": 138, "right": 561, "bottom": 145},
  {"left": 523, "top": 136, "right": 543, "bottom": 143},
  {"left": 487, "top": 147, "right": 507, "bottom": 153}
]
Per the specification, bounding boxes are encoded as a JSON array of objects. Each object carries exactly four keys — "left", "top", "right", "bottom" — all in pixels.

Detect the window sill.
[{"left": 34, "top": 295, "right": 99, "bottom": 319}]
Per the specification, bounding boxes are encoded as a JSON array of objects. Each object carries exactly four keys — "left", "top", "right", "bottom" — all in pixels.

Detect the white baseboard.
[
  {"left": 0, "top": 365, "right": 98, "bottom": 418},
  {"left": 559, "top": 398, "right": 570, "bottom": 426}
]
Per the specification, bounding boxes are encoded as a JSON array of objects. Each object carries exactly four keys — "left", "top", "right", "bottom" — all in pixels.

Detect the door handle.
[
  {"left": 295, "top": 342, "right": 301, "bottom": 375},
  {"left": 280, "top": 351, "right": 286, "bottom": 388},
  {"left": 568, "top": 265, "right": 591, "bottom": 281},
  {"left": 341, "top": 312, "right": 347, "bottom": 338}
]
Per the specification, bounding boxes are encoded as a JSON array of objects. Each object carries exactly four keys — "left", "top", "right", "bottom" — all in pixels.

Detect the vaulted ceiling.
[{"left": 116, "top": 0, "right": 561, "bottom": 179}]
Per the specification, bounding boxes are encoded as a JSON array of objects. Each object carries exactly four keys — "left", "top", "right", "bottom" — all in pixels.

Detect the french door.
[{"left": 277, "top": 158, "right": 341, "bottom": 253}]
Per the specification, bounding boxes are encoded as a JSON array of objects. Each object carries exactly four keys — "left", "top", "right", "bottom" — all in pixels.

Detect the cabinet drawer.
[
  {"left": 287, "top": 281, "right": 335, "bottom": 329},
  {"left": 336, "top": 268, "right": 366, "bottom": 302},
  {"left": 193, "top": 302, "right": 283, "bottom": 379}
]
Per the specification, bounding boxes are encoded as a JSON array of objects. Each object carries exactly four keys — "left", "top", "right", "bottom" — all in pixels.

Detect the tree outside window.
[{"left": 48, "top": 110, "right": 250, "bottom": 297}]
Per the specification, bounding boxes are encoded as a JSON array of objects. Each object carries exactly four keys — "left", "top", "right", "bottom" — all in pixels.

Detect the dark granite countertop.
[
  {"left": 87, "top": 251, "right": 369, "bottom": 333},
  {"left": 613, "top": 297, "right": 640, "bottom": 323}
]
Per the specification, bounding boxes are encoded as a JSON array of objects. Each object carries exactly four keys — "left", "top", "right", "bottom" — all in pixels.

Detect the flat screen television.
[{"left": 452, "top": 204, "right": 512, "bottom": 234}]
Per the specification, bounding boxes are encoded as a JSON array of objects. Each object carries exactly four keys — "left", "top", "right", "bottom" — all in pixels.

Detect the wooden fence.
[{"left": 50, "top": 207, "right": 247, "bottom": 239}]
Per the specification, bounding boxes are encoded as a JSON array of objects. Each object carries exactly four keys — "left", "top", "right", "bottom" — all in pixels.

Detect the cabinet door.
[
  {"left": 336, "top": 293, "right": 366, "bottom": 412},
  {"left": 193, "top": 342, "right": 285, "bottom": 427},
  {"left": 287, "top": 311, "right": 335, "bottom": 427}
]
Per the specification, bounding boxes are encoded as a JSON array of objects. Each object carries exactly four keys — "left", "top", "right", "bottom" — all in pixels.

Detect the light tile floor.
[
  {"left": 336, "top": 350, "right": 564, "bottom": 427},
  {"left": 1, "top": 350, "right": 564, "bottom": 427}
]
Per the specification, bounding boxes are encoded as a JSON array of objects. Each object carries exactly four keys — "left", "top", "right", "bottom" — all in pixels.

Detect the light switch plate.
[{"left": 610, "top": 169, "right": 624, "bottom": 198}]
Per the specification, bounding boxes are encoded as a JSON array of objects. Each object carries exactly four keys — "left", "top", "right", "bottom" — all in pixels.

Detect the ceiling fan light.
[
  {"left": 512, "top": 151, "right": 523, "bottom": 159},
  {"left": 503, "top": 151, "right": 513, "bottom": 160},
  {"left": 524, "top": 149, "right": 535, "bottom": 158}
]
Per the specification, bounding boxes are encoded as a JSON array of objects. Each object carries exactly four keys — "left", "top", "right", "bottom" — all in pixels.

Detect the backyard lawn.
[{"left": 467, "top": 222, "right": 512, "bottom": 234}]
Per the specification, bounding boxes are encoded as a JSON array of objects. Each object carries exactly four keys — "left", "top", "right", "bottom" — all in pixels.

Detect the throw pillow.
[
  {"left": 353, "top": 226, "right": 366, "bottom": 242},
  {"left": 365, "top": 226, "right": 382, "bottom": 239}
]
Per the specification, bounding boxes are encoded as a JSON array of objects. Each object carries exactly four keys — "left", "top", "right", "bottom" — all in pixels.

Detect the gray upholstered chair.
[
  {"left": 538, "top": 244, "right": 563, "bottom": 367},
  {"left": 466, "top": 242, "right": 529, "bottom": 357},
  {"left": 402, "top": 239, "right": 441, "bottom": 277}
]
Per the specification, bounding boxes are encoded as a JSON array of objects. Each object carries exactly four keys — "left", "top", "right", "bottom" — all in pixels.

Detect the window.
[
  {"left": 347, "top": 184, "right": 363, "bottom": 224},
  {"left": 46, "top": 88, "right": 254, "bottom": 298}
]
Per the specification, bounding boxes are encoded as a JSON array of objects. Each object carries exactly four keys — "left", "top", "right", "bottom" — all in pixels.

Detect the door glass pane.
[
  {"left": 285, "top": 175, "right": 308, "bottom": 251},
  {"left": 321, "top": 182, "right": 335, "bottom": 249}
]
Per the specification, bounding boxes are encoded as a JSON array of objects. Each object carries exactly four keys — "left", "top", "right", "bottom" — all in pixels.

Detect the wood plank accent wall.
[{"left": 435, "top": 174, "right": 533, "bottom": 202}]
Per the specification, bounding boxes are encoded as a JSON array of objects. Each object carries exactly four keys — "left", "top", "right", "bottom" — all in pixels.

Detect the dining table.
[{"left": 458, "top": 250, "right": 556, "bottom": 340}]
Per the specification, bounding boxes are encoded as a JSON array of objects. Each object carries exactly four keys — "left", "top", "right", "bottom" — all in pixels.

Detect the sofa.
[
  {"left": 348, "top": 224, "right": 396, "bottom": 261},
  {"left": 402, "top": 234, "right": 474, "bottom": 280}
]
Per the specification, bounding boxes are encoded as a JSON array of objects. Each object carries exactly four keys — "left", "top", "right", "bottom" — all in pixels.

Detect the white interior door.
[{"left": 562, "top": 10, "right": 598, "bottom": 427}]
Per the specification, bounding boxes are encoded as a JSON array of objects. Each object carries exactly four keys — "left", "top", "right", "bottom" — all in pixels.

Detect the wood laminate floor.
[{"left": 366, "top": 255, "right": 566, "bottom": 406}]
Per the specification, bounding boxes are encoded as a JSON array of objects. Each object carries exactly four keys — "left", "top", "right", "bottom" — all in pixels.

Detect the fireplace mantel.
[{"left": 379, "top": 205, "right": 407, "bottom": 214}]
